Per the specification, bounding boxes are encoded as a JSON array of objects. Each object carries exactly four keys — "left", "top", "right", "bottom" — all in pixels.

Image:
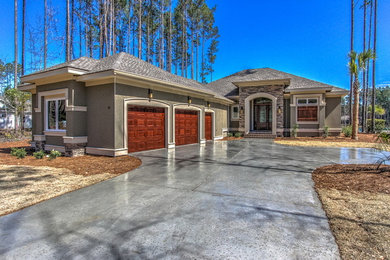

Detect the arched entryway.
[{"left": 244, "top": 93, "right": 277, "bottom": 135}]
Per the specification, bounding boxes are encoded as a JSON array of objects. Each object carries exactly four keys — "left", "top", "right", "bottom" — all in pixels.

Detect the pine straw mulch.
[
  {"left": 0, "top": 140, "right": 141, "bottom": 216},
  {"left": 275, "top": 134, "right": 379, "bottom": 149},
  {"left": 313, "top": 164, "right": 390, "bottom": 260}
]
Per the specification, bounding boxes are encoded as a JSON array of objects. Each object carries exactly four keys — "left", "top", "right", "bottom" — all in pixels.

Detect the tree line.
[
  {"left": 14, "top": 0, "right": 220, "bottom": 85},
  {"left": 348, "top": 0, "right": 378, "bottom": 138}
]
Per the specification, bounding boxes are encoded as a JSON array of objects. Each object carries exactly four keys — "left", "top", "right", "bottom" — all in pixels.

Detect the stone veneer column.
[
  {"left": 63, "top": 136, "right": 88, "bottom": 157},
  {"left": 238, "top": 85, "right": 284, "bottom": 136}
]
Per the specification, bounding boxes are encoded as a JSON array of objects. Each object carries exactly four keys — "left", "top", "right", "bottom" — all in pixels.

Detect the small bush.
[
  {"left": 10, "top": 148, "right": 27, "bottom": 159},
  {"left": 323, "top": 126, "right": 329, "bottom": 138},
  {"left": 375, "top": 132, "right": 390, "bottom": 168},
  {"left": 228, "top": 133, "right": 233, "bottom": 137},
  {"left": 33, "top": 150, "right": 46, "bottom": 159},
  {"left": 49, "top": 150, "right": 62, "bottom": 160},
  {"left": 234, "top": 132, "right": 242, "bottom": 138},
  {"left": 367, "top": 119, "right": 386, "bottom": 133},
  {"left": 342, "top": 126, "right": 352, "bottom": 137},
  {"left": 291, "top": 124, "right": 299, "bottom": 138}
]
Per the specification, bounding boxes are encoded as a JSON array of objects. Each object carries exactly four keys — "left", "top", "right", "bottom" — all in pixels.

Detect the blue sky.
[{"left": 1, "top": 0, "right": 389, "bottom": 90}]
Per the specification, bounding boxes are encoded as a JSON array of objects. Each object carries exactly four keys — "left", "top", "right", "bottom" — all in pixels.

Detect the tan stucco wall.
[
  {"left": 114, "top": 83, "right": 228, "bottom": 149},
  {"left": 86, "top": 84, "right": 115, "bottom": 148},
  {"left": 325, "top": 97, "right": 342, "bottom": 128},
  {"left": 33, "top": 80, "right": 88, "bottom": 146}
]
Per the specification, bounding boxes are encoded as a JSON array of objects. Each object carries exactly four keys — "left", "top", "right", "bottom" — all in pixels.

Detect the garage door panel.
[
  {"left": 128, "top": 106, "right": 165, "bottom": 153},
  {"left": 175, "top": 109, "right": 199, "bottom": 146}
]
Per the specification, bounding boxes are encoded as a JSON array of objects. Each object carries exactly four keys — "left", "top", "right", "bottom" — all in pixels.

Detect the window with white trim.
[
  {"left": 296, "top": 98, "right": 318, "bottom": 122},
  {"left": 46, "top": 98, "right": 66, "bottom": 131},
  {"left": 231, "top": 105, "right": 239, "bottom": 120}
]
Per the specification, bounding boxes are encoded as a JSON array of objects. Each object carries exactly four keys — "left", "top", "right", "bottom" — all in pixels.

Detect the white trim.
[
  {"left": 173, "top": 104, "right": 204, "bottom": 145},
  {"left": 86, "top": 147, "right": 128, "bottom": 157},
  {"left": 168, "top": 143, "right": 175, "bottom": 149},
  {"left": 35, "top": 89, "right": 68, "bottom": 113},
  {"left": 123, "top": 98, "right": 171, "bottom": 152},
  {"left": 44, "top": 130, "right": 66, "bottom": 136},
  {"left": 33, "top": 135, "right": 46, "bottom": 141},
  {"left": 45, "top": 98, "right": 67, "bottom": 131},
  {"left": 65, "top": 106, "right": 87, "bottom": 112},
  {"left": 244, "top": 93, "right": 277, "bottom": 135},
  {"left": 231, "top": 105, "right": 239, "bottom": 121},
  {"left": 294, "top": 94, "right": 323, "bottom": 124},
  {"left": 213, "top": 136, "right": 223, "bottom": 141},
  {"left": 63, "top": 136, "right": 88, "bottom": 144},
  {"left": 45, "top": 145, "right": 66, "bottom": 153}
]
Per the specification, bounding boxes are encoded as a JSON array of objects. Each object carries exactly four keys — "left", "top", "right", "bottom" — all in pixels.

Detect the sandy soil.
[{"left": 313, "top": 164, "right": 390, "bottom": 260}]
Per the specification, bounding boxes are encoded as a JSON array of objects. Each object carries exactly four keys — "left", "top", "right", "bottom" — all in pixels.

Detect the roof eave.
[{"left": 21, "top": 67, "right": 88, "bottom": 84}]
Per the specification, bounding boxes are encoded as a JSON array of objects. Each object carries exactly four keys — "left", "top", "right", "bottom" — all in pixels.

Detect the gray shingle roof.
[
  {"left": 206, "top": 68, "right": 348, "bottom": 97},
  {"left": 27, "top": 52, "right": 229, "bottom": 100}
]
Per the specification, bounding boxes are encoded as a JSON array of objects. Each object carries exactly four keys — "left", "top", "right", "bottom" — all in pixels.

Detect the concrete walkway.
[{"left": 0, "top": 140, "right": 382, "bottom": 259}]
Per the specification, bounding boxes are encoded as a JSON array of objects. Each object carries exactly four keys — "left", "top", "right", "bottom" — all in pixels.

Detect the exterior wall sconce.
[
  {"left": 277, "top": 106, "right": 282, "bottom": 114},
  {"left": 188, "top": 96, "right": 192, "bottom": 106},
  {"left": 207, "top": 101, "right": 211, "bottom": 108},
  {"left": 148, "top": 89, "right": 153, "bottom": 101}
]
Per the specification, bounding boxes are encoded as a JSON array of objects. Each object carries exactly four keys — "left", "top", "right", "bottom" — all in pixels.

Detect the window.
[
  {"left": 46, "top": 99, "right": 66, "bottom": 131},
  {"left": 231, "top": 105, "right": 239, "bottom": 120},
  {"left": 297, "top": 98, "right": 318, "bottom": 122}
]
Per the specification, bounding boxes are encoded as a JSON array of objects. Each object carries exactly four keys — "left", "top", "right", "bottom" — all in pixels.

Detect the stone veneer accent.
[
  {"left": 64, "top": 143, "right": 86, "bottom": 157},
  {"left": 238, "top": 85, "right": 285, "bottom": 137}
]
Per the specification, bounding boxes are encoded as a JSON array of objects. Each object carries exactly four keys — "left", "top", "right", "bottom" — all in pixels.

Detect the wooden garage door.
[
  {"left": 128, "top": 106, "right": 165, "bottom": 153},
  {"left": 205, "top": 112, "right": 212, "bottom": 140},
  {"left": 175, "top": 109, "right": 198, "bottom": 146}
]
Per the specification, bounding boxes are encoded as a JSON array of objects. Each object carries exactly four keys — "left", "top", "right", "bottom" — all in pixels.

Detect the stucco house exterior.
[{"left": 19, "top": 52, "right": 348, "bottom": 156}]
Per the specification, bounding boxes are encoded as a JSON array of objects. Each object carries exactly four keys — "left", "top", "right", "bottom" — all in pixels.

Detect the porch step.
[{"left": 244, "top": 133, "right": 276, "bottom": 139}]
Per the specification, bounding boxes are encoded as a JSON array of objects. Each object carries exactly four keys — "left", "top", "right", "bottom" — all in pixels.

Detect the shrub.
[
  {"left": 375, "top": 132, "right": 390, "bottom": 169},
  {"left": 342, "top": 126, "right": 352, "bottom": 137},
  {"left": 49, "top": 150, "right": 62, "bottom": 160},
  {"left": 10, "top": 148, "right": 27, "bottom": 159},
  {"left": 234, "top": 132, "right": 242, "bottom": 138},
  {"left": 291, "top": 124, "right": 299, "bottom": 138},
  {"left": 323, "top": 126, "right": 329, "bottom": 138},
  {"left": 228, "top": 133, "right": 233, "bottom": 137},
  {"left": 33, "top": 150, "right": 46, "bottom": 159},
  {"left": 367, "top": 119, "right": 386, "bottom": 133}
]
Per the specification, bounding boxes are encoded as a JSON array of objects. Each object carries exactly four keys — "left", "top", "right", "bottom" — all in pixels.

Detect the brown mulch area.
[
  {"left": 0, "top": 140, "right": 141, "bottom": 176},
  {"left": 313, "top": 164, "right": 390, "bottom": 260},
  {"left": 276, "top": 133, "right": 378, "bottom": 143},
  {"left": 313, "top": 164, "right": 390, "bottom": 194}
]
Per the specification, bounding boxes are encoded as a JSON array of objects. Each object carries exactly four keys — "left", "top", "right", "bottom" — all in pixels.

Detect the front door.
[{"left": 254, "top": 103, "right": 272, "bottom": 131}]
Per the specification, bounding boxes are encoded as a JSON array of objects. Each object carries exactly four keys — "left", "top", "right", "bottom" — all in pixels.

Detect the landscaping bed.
[
  {"left": 313, "top": 164, "right": 390, "bottom": 260},
  {"left": 0, "top": 141, "right": 141, "bottom": 216},
  {"left": 218, "top": 136, "right": 244, "bottom": 141},
  {"left": 275, "top": 134, "right": 378, "bottom": 148}
]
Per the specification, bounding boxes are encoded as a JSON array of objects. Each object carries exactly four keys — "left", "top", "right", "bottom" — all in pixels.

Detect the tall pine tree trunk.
[
  {"left": 14, "top": 0, "right": 18, "bottom": 87},
  {"left": 167, "top": 0, "right": 172, "bottom": 72},
  {"left": 362, "top": 0, "right": 367, "bottom": 132},
  {"left": 99, "top": 0, "right": 104, "bottom": 58},
  {"left": 22, "top": 0, "right": 25, "bottom": 75},
  {"left": 371, "top": 0, "right": 377, "bottom": 132},
  {"left": 71, "top": 0, "right": 74, "bottom": 59},
  {"left": 44, "top": 0, "right": 48, "bottom": 67},
  {"left": 66, "top": 0, "right": 70, "bottom": 61},
  {"left": 138, "top": 0, "right": 142, "bottom": 59}
]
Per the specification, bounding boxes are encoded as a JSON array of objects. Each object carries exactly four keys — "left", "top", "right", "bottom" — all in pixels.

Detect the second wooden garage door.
[
  {"left": 128, "top": 106, "right": 165, "bottom": 153},
  {"left": 175, "top": 109, "right": 198, "bottom": 146}
]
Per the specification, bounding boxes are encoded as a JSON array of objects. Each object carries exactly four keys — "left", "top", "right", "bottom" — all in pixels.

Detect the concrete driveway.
[{"left": 0, "top": 140, "right": 382, "bottom": 259}]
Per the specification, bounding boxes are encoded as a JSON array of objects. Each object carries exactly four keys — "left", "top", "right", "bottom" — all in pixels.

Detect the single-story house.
[{"left": 19, "top": 52, "right": 348, "bottom": 156}]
